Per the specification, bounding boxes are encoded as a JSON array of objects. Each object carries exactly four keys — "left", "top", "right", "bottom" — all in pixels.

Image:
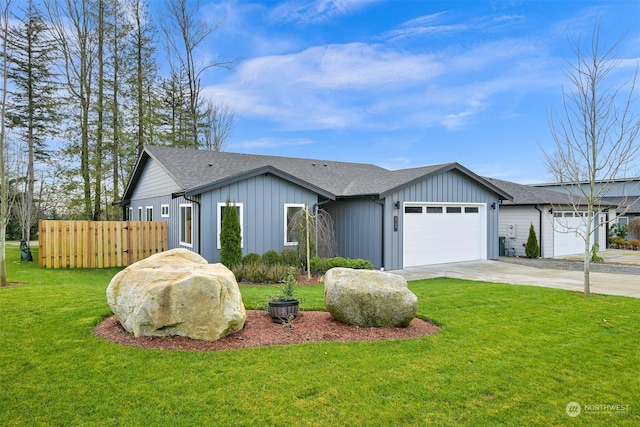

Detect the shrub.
[
  {"left": 243, "top": 253, "right": 262, "bottom": 264},
  {"left": 220, "top": 198, "right": 242, "bottom": 267},
  {"left": 610, "top": 223, "right": 628, "bottom": 239},
  {"left": 232, "top": 262, "right": 289, "bottom": 283},
  {"left": 609, "top": 236, "right": 627, "bottom": 248},
  {"left": 525, "top": 224, "right": 540, "bottom": 259},
  {"left": 262, "top": 250, "right": 284, "bottom": 265},
  {"left": 281, "top": 249, "right": 299, "bottom": 267},
  {"left": 629, "top": 240, "right": 640, "bottom": 250},
  {"left": 270, "top": 267, "right": 298, "bottom": 301},
  {"left": 591, "top": 243, "right": 603, "bottom": 262},
  {"left": 309, "top": 256, "right": 374, "bottom": 274}
]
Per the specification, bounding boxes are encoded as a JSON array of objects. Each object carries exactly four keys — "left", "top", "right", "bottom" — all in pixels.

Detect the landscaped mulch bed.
[{"left": 93, "top": 310, "right": 440, "bottom": 352}]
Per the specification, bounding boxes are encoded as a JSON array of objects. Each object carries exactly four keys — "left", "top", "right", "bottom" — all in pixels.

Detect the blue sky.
[{"left": 175, "top": 0, "right": 640, "bottom": 184}]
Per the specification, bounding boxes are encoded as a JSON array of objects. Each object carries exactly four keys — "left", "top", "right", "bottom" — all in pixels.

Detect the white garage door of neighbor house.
[
  {"left": 403, "top": 203, "right": 486, "bottom": 268},
  {"left": 553, "top": 212, "right": 592, "bottom": 257}
]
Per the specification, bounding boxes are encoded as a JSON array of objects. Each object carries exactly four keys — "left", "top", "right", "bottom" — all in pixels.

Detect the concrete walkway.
[{"left": 392, "top": 258, "right": 640, "bottom": 298}]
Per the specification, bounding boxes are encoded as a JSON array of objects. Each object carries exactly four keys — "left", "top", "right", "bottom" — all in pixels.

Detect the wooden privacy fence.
[{"left": 39, "top": 220, "right": 168, "bottom": 268}]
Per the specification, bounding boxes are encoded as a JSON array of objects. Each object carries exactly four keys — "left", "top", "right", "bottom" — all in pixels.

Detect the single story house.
[
  {"left": 534, "top": 178, "right": 640, "bottom": 238},
  {"left": 119, "top": 145, "right": 512, "bottom": 270},
  {"left": 486, "top": 177, "right": 610, "bottom": 258}
]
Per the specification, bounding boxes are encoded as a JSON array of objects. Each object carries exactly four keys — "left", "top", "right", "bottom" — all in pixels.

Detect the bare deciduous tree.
[
  {"left": 543, "top": 19, "right": 640, "bottom": 295},
  {"left": 201, "top": 100, "right": 234, "bottom": 151},
  {"left": 0, "top": 0, "right": 14, "bottom": 284},
  {"left": 288, "top": 206, "right": 337, "bottom": 279},
  {"left": 162, "top": 0, "right": 239, "bottom": 148}
]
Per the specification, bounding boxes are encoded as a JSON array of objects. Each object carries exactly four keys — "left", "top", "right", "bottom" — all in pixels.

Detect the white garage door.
[
  {"left": 403, "top": 203, "right": 486, "bottom": 267},
  {"left": 553, "top": 212, "right": 591, "bottom": 257}
]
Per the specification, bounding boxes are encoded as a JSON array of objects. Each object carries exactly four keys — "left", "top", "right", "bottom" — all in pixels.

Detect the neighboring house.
[
  {"left": 119, "top": 145, "right": 512, "bottom": 270},
  {"left": 534, "top": 178, "right": 640, "bottom": 239},
  {"left": 486, "top": 177, "right": 610, "bottom": 258}
]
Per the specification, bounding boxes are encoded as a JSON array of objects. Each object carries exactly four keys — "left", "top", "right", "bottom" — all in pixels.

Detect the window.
[
  {"left": 128, "top": 207, "right": 133, "bottom": 220},
  {"left": 137, "top": 207, "right": 142, "bottom": 221},
  {"left": 180, "top": 204, "right": 193, "bottom": 246},
  {"left": 465, "top": 207, "right": 479, "bottom": 213},
  {"left": 217, "top": 202, "right": 243, "bottom": 249},
  {"left": 446, "top": 206, "right": 462, "bottom": 213},
  {"left": 145, "top": 206, "right": 153, "bottom": 221},
  {"left": 161, "top": 204, "right": 169, "bottom": 218},
  {"left": 426, "top": 206, "right": 443, "bottom": 214},
  {"left": 404, "top": 206, "right": 423, "bottom": 214},
  {"left": 285, "top": 204, "right": 304, "bottom": 245},
  {"left": 617, "top": 217, "right": 629, "bottom": 227}
]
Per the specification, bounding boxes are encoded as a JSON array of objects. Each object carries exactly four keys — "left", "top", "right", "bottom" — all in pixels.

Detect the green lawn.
[{"left": 1, "top": 246, "right": 638, "bottom": 426}]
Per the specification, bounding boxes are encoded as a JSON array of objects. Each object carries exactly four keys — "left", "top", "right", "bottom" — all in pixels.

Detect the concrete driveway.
[{"left": 392, "top": 256, "right": 640, "bottom": 298}]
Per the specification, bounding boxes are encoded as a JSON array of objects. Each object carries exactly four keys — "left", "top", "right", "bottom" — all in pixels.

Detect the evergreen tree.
[
  {"left": 220, "top": 197, "right": 241, "bottom": 267},
  {"left": 525, "top": 223, "right": 540, "bottom": 259},
  {"left": 7, "top": 0, "right": 59, "bottom": 241}
]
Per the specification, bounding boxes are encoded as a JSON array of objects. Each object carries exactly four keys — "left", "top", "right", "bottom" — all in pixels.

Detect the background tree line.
[{"left": 0, "top": 0, "right": 237, "bottom": 242}]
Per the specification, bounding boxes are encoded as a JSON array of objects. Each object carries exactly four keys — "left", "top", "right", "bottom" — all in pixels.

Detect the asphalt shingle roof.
[
  {"left": 484, "top": 177, "right": 576, "bottom": 205},
  {"left": 138, "top": 145, "right": 508, "bottom": 200}
]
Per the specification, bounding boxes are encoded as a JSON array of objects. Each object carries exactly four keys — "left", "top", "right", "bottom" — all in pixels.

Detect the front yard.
[{"left": 0, "top": 247, "right": 638, "bottom": 426}]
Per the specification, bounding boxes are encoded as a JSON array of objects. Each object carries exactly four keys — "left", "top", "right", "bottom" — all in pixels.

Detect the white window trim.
[
  {"left": 284, "top": 203, "right": 305, "bottom": 246},
  {"left": 145, "top": 206, "right": 153, "bottom": 221},
  {"left": 180, "top": 203, "right": 193, "bottom": 247},
  {"left": 217, "top": 202, "right": 244, "bottom": 249},
  {"left": 128, "top": 207, "right": 133, "bottom": 220},
  {"left": 137, "top": 207, "right": 142, "bottom": 221},
  {"left": 161, "top": 204, "right": 169, "bottom": 218}
]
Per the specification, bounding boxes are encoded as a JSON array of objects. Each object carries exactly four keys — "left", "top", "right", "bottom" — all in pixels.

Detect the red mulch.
[{"left": 93, "top": 310, "right": 440, "bottom": 352}]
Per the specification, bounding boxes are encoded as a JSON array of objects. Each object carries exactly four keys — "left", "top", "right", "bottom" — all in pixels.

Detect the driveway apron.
[{"left": 393, "top": 259, "right": 640, "bottom": 298}]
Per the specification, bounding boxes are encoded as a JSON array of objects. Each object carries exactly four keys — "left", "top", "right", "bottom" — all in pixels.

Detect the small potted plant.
[{"left": 268, "top": 267, "right": 299, "bottom": 323}]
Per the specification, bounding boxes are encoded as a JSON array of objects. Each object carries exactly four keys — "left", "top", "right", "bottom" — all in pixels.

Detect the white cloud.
[
  {"left": 202, "top": 15, "right": 561, "bottom": 133},
  {"left": 381, "top": 10, "right": 526, "bottom": 42},
  {"left": 270, "top": 0, "right": 381, "bottom": 25}
]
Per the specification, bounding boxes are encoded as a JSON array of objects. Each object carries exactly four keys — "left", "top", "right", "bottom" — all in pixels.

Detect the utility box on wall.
[{"left": 507, "top": 224, "right": 516, "bottom": 239}]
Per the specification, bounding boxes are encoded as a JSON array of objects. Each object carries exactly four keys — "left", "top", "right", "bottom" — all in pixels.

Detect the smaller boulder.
[{"left": 324, "top": 268, "right": 418, "bottom": 327}]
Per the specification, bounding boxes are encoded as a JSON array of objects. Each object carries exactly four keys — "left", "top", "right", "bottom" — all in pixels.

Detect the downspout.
[
  {"left": 371, "top": 197, "right": 385, "bottom": 270},
  {"left": 605, "top": 210, "right": 609, "bottom": 248},
  {"left": 534, "top": 206, "right": 543, "bottom": 258},
  {"left": 183, "top": 195, "right": 201, "bottom": 255}
]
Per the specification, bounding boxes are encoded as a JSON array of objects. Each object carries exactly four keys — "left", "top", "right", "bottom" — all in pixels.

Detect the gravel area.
[{"left": 498, "top": 256, "right": 640, "bottom": 275}]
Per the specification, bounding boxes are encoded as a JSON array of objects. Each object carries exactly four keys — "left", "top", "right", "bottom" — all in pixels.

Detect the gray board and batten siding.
[
  {"left": 198, "top": 173, "right": 319, "bottom": 263},
  {"left": 129, "top": 172, "right": 320, "bottom": 264},
  {"left": 127, "top": 157, "right": 196, "bottom": 251},
  {"left": 383, "top": 168, "right": 502, "bottom": 271},
  {"left": 324, "top": 197, "right": 384, "bottom": 269}
]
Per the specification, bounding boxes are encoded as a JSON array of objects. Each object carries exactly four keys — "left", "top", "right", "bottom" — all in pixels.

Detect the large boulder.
[
  {"left": 324, "top": 268, "right": 418, "bottom": 327},
  {"left": 106, "top": 248, "right": 246, "bottom": 341}
]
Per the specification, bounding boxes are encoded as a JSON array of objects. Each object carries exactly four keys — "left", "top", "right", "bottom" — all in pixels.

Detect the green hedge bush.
[
  {"left": 262, "top": 250, "right": 284, "bottom": 265},
  {"left": 242, "top": 253, "right": 262, "bottom": 264},
  {"left": 309, "top": 256, "right": 374, "bottom": 273},
  {"left": 232, "top": 262, "right": 289, "bottom": 284},
  {"left": 281, "top": 248, "right": 300, "bottom": 266}
]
